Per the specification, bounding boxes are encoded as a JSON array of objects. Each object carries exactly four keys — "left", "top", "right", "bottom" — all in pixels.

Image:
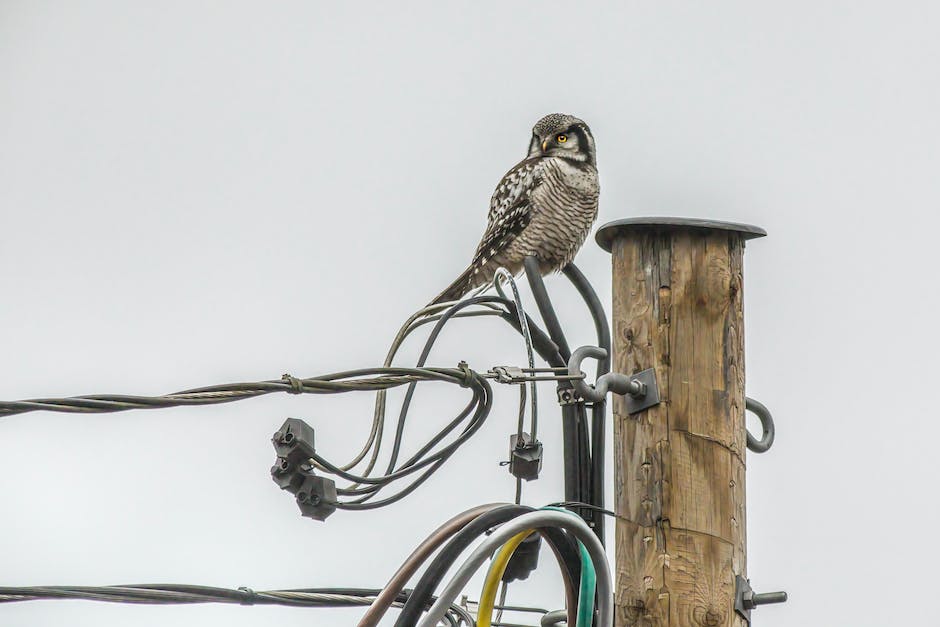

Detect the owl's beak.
[{"left": 541, "top": 139, "right": 548, "bottom": 151}]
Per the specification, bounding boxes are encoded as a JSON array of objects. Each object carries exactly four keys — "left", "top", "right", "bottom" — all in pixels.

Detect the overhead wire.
[
  {"left": 0, "top": 584, "right": 471, "bottom": 624},
  {"left": 2, "top": 261, "right": 616, "bottom": 625},
  {"left": 0, "top": 367, "right": 481, "bottom": 418}
]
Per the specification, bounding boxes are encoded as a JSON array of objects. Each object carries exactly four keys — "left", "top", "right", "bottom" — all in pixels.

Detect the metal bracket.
[
  {"left": 567, "top": 346, "right": 661, "bottom": 415},
  {"left": 734, "top": 575, "right": 788, "bottom": 624},
  {"left": 623, "top": 367, "right": 660, "bottom": 414}
]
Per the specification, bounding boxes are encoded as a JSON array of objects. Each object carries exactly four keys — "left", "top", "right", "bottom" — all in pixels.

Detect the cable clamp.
[
  {"left": 237, "top": 586, "right": 258, "bottom": 606},
  {"left": 487, "top": 366, "right": 584, "bottom": 385},
  {"left": 491, "top": 365, "right": 525, "bottom": 384},
  {"left": 456, "top": 361, "right": 474, "bottom": 388},
  {"left": 281, "top": 373, "right": 304, "bottom": 394},
  {"left": 556, "top": 387, "right": 581, "bottom": 406}
]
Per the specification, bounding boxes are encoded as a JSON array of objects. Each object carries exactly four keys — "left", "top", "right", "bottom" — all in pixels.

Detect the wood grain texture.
[{"left": 611, "top": 228, "right": 750, "bottom": 627}]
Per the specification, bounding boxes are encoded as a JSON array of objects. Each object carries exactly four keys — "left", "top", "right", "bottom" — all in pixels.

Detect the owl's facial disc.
[
  {"left": 536, "top": 126, "right": 582, "bottom": 160},
  {"left": 526, "top": 114, "right": 596, "bottom": 165}
]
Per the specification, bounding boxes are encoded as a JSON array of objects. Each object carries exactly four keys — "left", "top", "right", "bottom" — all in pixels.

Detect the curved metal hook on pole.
[
  {"left": 567, "top": 347, "right": 640, "bottom": 401},
  {"left": 569, "top": 346, "right": 776, "bottom": 453},
  {"left": 567, "top": 346, "right": 660, "bottom": 415},
  {"left": 744, "top": 397, "right": 775, "bottom": 453}
]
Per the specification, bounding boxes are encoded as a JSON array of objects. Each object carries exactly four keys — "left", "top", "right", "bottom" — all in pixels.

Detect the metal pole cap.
[{"left": 595, "top": 217, "right": 767, "bottom": 252}]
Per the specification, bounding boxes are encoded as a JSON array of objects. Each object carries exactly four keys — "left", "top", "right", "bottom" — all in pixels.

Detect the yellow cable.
[{"left": 476, "top": 530, "right": 534, "bottom": 627}]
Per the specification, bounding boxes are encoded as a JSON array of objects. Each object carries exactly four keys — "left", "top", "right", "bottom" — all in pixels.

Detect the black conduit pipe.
[
  {"left": 562, "top": 264, "right": 611, "bottom": 546},
  {"left": 523, "top": 257, "right": 592, "bottom": 528}
]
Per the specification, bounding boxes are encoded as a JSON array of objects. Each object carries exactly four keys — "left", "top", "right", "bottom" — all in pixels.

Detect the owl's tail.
[{"left": 429, "top": 266, "right": 476, "bottom": 306}]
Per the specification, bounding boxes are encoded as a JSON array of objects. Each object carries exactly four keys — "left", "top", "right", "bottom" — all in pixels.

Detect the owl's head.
[{"left": 528, "top": 113, "right": 596, "bottom": 166}]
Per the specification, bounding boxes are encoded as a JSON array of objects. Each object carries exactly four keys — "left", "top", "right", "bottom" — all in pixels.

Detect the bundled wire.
[
  {"left": 0, "top": 360, "right": 499, "bottom": 511},
  {"left": 392, "top": 504, "right": 582, "bottom": 627},
  {"left": 0, "top": 585, "right": 473, "bottom": 626},
  {"left": 418, "top": 509, "right": 612, "bottom": 627},
  {"left": 0, "top": 260, "right": 603, "bottom": 517},
  {"left": 477, "top": 508, "right": 597, "bottom": 627},
  {"left": 0, "top": 262, "right": 615, "bottom": 626},
  {"left": 308, "top": 261, "right": 611, "bottom": 517},
  {"left": 313, "top": 287, "right": 565, "bottom": 511},
  {"left": 0, "top": 367, "right": 481, "bottom": 417}
]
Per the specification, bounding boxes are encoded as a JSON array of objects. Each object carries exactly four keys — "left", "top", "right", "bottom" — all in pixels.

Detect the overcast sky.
[{"left": 2, "top": 2, "right": 938, "bottom": 626}]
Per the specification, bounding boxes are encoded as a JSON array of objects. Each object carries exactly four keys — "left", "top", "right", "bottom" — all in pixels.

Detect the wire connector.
[
  {"left": 508, "top": 432, "right": 543, "bottom": 481},
  {"left": 270, "top": 418, "right": 336, "bottom": 521},
  {"left": 502, "top": 533, "right": 541, "bottom": 583},
  {"left": 295, "top": 474, "right": 338, "bottom": 521},
  {"left": 272, "top": 418, "right": 316, "bottom": 465},
  {"left": 271, "top": 417, "right": 317, "bottom": 493}
]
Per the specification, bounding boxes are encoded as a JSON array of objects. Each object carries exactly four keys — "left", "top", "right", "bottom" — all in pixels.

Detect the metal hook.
[
  {"left": 744, "top": 397, "right": 775, "bottom": 453},
  {"left": 567, "top": 346, "right": 660, "bottom": 414}
]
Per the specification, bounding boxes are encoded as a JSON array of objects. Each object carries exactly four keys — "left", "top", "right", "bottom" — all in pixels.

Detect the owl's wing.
[
  {"left": 470, "top": 198, "right": 532, "bottom": 270},
  {"left": 486, "top": 158, "right": 543, "bottom": 224},
  {"left": 471, "top": 158, "right": 544, "bottom": 269}
]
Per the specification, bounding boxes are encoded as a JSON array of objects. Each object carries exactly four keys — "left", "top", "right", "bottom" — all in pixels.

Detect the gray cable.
[
  {"left": 351, "top": 301, "right": 507, "bottom": 479},
  {"left": 417, "top": 510, "right": 613, "bottom": 627},
  {"left": 493, "top": 268, "right": 537, "bottom": 440},
  {"left": 539, "top": 609, "right": 567, "bottom": 626}
]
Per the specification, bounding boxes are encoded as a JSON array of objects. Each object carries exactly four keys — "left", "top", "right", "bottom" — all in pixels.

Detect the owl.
[{"left": 431, "top": 113, "right": 599, "bottom": 305}]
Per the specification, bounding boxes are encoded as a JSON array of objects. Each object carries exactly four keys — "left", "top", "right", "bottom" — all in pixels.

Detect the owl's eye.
[{"left": 556, "top": 134, "right": 568, "bottom": 143}]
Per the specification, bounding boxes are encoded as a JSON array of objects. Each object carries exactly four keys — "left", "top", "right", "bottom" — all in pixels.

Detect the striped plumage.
[{"left": 431, "top": 113, "right": 599, "bottom": 304}]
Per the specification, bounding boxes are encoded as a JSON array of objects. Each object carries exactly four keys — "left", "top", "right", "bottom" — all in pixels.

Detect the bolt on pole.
[{"left": 595, "top": 217, "right": 765, "bottom": 626}]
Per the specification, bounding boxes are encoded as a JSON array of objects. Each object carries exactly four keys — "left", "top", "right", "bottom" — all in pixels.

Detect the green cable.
[
  {"left": 575, "top": 538, "right": 597, "bottom": 627},
  {"left": 541, "top": 507, "right": 596, "bottom": 627}
]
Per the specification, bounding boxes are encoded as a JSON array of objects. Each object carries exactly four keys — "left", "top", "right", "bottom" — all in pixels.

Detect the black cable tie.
[
  {"left": 281, "top": 373, "right": 304, "bottom": 394},
  {"left": 456, "top": 361, "right": 474, "bottom": 388},
  {"left": 237, "top": 586, "right": 258, "bottom": 605}
]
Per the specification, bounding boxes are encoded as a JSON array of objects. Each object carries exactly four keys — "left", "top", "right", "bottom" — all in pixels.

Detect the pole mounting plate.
[{"left": 624, "top": 368, "right": 660, "bottom": 415}]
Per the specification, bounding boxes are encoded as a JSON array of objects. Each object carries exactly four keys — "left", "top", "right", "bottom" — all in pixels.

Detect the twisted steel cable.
[
  {"left": 0, "top": 585, "right": 473, "bottom": 625},
  {"left": 0, "top": 366, "right": 479, "bottom": 418}
]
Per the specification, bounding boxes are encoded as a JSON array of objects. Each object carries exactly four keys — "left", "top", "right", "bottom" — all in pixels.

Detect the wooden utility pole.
[{"left": 595, "top": 218, "right": 765, "bottom": 627}]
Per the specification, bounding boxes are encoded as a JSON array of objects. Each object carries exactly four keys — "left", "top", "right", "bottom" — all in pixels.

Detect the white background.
[{"left": 2, "top": 2, "right": 938, "bottom": 626}]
